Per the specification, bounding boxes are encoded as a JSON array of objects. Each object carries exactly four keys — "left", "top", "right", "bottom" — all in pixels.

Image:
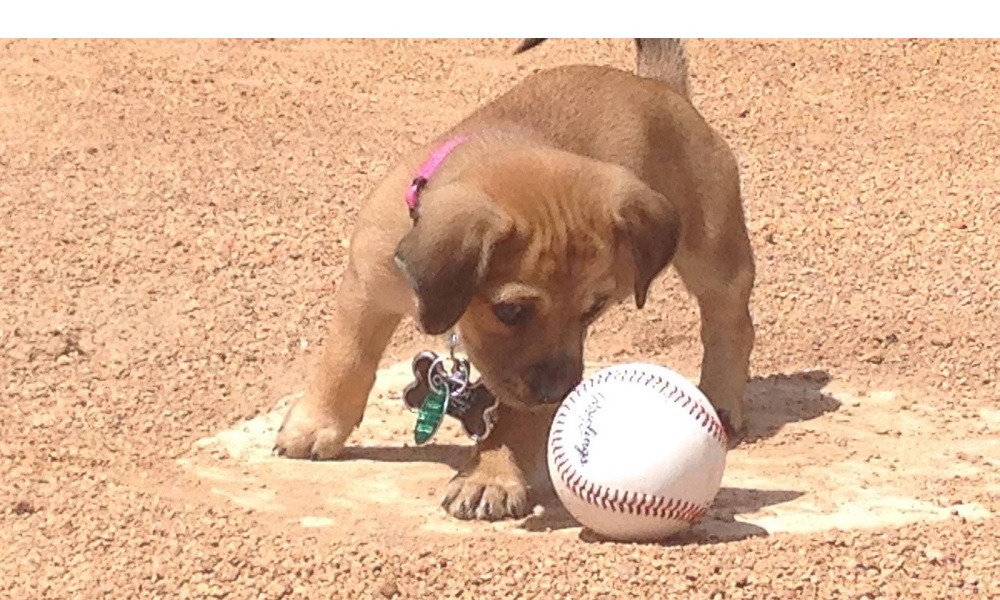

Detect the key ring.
[{"left": 427, "top": 354, "right": 470, "bottom": 397}]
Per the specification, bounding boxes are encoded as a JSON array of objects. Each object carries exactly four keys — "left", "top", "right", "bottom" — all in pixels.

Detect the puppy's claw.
[
  {"left": 441, "top": 484, "right": 485, "bottom": 519},
  {"left": 442, "top": 474, "right": 530, "bottom": 521},
  {"left": 717, "top": 409, "right": 745, "bottom": 449}
]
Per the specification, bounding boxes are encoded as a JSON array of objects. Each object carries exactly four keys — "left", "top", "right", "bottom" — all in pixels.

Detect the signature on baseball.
[{"left": 573, "top": 393, "right": 602, "bottom": 466}]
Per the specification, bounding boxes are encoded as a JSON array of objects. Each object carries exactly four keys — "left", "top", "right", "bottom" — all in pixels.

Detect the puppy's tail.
[
  {"left": 513, "top": 38, "right": 691, "bottom": 100},
  {"left": 634, "top": 39, "right": 690, "bottom": 99}
]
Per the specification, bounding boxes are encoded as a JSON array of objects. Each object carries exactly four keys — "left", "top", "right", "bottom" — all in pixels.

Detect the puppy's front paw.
[
  {"left": 442, "top": 471, "right": 530, "bottom": 521},
  {"left": 273, "top": 398, "right": 353, "bottom": 460}
]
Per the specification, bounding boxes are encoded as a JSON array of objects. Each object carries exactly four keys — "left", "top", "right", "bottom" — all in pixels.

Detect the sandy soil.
[{"left": 2, "top": 38, "right": 999, "bottom": 599}]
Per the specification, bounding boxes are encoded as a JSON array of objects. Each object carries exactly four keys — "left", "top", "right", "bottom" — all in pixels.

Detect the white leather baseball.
[{"left": 546, "top": 362, "right": 728, "bottom": 542}]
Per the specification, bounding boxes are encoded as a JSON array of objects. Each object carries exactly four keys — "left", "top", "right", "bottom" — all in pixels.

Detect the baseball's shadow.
[{"left": 520, "top": 487, "right": 802, "bottom": 545}]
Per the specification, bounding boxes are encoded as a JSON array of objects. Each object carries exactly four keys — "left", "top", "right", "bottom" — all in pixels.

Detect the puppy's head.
[{"left": 394, "top": 149, "right": 680, "bottom": 410}]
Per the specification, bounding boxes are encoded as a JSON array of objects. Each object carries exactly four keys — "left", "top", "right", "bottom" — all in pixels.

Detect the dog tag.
[
  {"left": 403, "top": 351, "right": 499, "bottom": 444},
  {"left": 446, "top": 376, "right": 499, "bottom": 442}
]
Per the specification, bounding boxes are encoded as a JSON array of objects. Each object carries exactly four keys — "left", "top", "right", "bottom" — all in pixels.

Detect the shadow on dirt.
[
  {"left": 339, "top": 370, "right": 838, "bottom": 466},
  {"left": 521, "top": 486, "right": 803, "bottom": 545},
  {"left": 339, "top": 443, "right": 470, "bottom": 470},
  {"left": 742, "top": 369, "right": 841, "bottom": 443}
]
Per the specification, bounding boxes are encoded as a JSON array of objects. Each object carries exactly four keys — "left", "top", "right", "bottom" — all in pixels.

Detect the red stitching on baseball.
[
  {"left": 570, "top": 366, "right": 728, "bottom": 447},
  {"left": 550, "top": 367, "right": 726, "bottom": 525},
  {"left": 552, "top": 445, "right": 708, "bottom": 522}
]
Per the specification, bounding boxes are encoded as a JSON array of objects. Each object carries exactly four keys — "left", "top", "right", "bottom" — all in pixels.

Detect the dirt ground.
[{"left": 2, "top": 38, "right": 999, "bottom": 599}]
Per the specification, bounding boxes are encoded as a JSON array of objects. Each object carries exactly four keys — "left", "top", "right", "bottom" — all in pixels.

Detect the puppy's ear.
[
  {"left": 394, "top": 185, "right": 513, "bottom": 335},
  {"left": 612, "top": 178, "right": 682, "bottom": 309}
]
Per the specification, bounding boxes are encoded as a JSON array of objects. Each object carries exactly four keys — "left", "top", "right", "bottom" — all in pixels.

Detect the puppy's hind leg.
[
  {"left": 673, "top": 212, "right": 756, "bottom": 447},
  {"left": 274, "top": 263, "right": 402, "bottom": 460}
]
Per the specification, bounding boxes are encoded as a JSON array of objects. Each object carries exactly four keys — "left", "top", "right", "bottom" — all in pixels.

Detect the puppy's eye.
[
  {"left": 492, "top": 302, "right": 534, "bottom": 327},
  {"left": 582, "top": 298, "right": 609, "bottom": 323}
]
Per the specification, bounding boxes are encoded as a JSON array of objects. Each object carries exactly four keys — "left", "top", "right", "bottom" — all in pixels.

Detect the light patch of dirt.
[{"left": 176, "top": 359, "right": 996, "bottom": 544}]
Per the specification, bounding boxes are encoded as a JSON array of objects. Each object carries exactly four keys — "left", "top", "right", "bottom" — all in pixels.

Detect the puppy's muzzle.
[{"left": 525, "top": 357, "right": 584, "bottom": 404}]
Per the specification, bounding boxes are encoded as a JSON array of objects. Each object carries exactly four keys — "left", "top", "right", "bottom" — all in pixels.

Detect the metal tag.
[{"left": 403, "top": 351, "right": 499, "bottom": 444}]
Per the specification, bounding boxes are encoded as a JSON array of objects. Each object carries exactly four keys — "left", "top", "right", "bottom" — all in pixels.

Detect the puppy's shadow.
[
  {"left": 742, "top": 369, "right": 841, "bottom": 442},
  {"left": 338, "top": 443, "right": 470, "bottom": 470},
  {"left": 522, "top": 487, "right": 803, "bottom": 546}
]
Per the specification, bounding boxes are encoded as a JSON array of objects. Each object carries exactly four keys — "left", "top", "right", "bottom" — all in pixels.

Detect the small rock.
[
  {"left": 860, "top": 352, "right": 884, "bottom": 364},
  {"left": 12, "top": 500, "right": 37, "bottom": 515},
  {"left": 923, "top": 546, "right": 945, "bottom": 564},
  {"left": 930, "top": 335, "right": 953, "bottom": 348},
  {"left": 379, "top": 580, "right": 400, "bottom": 598}
]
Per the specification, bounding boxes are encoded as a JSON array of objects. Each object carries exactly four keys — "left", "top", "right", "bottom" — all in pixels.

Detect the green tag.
[{"left": 414, "top": 387, "right": 449, "bottom": 445}]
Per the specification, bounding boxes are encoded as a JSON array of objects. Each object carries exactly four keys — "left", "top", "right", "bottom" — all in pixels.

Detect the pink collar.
[{"left": 405, "top": 134, "right": 471, "bottom": 222}]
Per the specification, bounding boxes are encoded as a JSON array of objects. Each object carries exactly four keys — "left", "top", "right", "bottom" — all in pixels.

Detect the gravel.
[{"left": 1, "top": 38, "right": 997, "bottom": 599}]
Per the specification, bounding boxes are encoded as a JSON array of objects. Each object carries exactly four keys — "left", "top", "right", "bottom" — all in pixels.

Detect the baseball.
[{"left": 546, "top": 362, "right": 729, "bottom": 542}]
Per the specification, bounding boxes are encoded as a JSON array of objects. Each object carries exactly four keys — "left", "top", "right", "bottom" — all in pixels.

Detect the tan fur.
[{"left": 274, "top": 39, "right": 756, "bottom": 521}]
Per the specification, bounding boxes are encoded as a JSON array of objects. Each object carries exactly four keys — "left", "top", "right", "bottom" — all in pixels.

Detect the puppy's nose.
[{"left": 526, "top": 357, "right": 584, "bottom": 404}]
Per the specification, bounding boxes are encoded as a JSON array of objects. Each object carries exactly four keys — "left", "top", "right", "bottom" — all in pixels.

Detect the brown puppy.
[{"left": 274, "top": 38, "right": 756, "bottom": 522}]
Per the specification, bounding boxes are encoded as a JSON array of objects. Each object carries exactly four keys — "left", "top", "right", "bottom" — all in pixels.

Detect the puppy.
[{"left": 274, "top": 38, "right": 756, "bottom": 522}]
